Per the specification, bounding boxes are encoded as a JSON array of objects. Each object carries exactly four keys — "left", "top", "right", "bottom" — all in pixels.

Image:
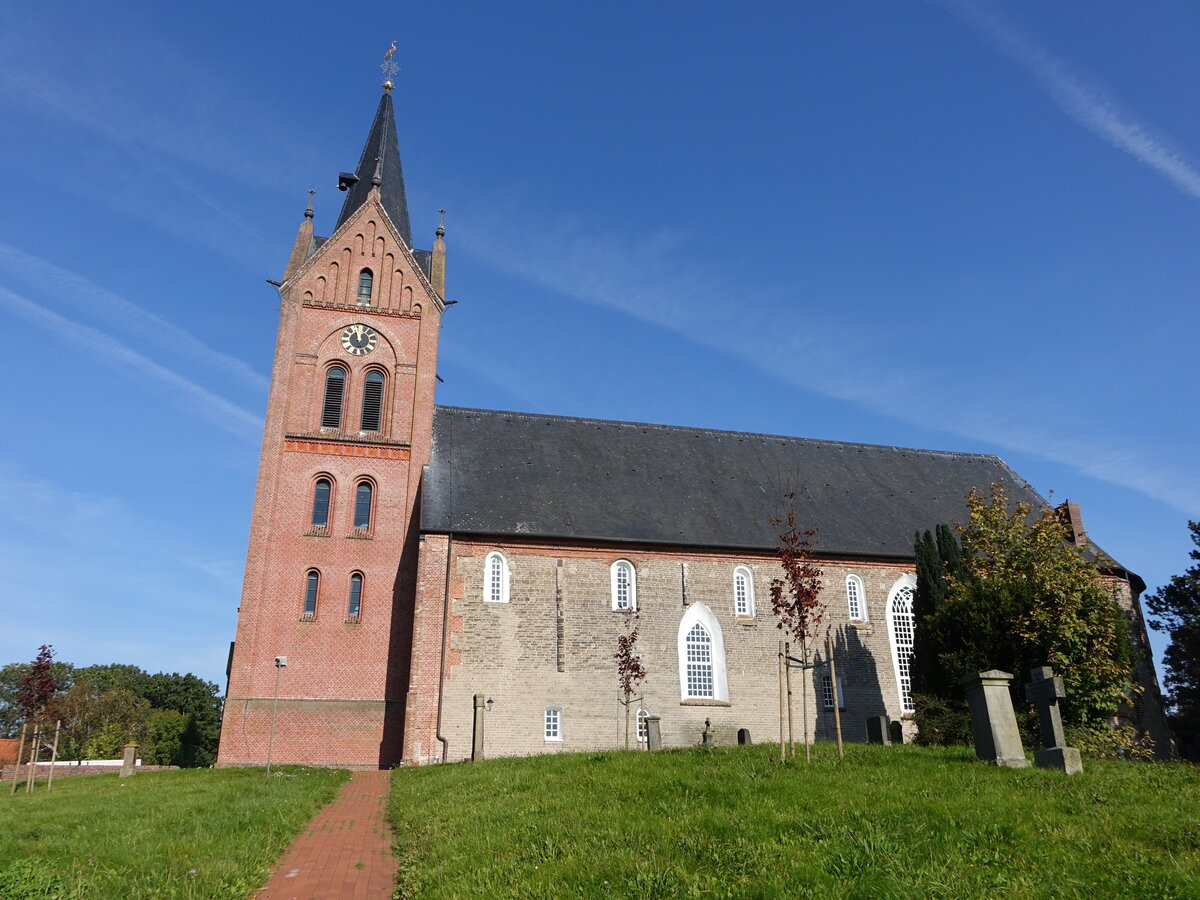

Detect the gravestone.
[
  {"left": 700, "top": 718, "right": 714, "bottom": 748},
  {"left": 866, "top": 716, "right": 890, "bottom": 745},
  {"left": 119, "top": 743, "right": 138, "bottom": 778},
  {"left": 737, "top": 728, "right": 752, "bottom": 745},
  {"left": 471, "top": 694, "right": 486, "bottom": 762},
  {"left": 888, "top": 721, "right": 904, "bottom": 745},
  {"left": 959, "top": 670, "right": 1031, "bottom": 768},
  {"left": 646, "top": 715, "right": 662, "bottom": 751},
  {"left": 1025, "top": 666, "right": 1082, "bottom": 774}
]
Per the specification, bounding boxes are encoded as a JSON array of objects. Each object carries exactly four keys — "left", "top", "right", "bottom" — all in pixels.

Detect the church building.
[{"left": 216, "top": 84, "right": 1168, "bottom": 768}]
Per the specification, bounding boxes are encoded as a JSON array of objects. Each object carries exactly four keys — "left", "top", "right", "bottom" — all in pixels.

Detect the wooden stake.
[
  {"left": 9, "top": 722, "right": 26, "bottom": 795},
  {"left": 778, "top": 641, "right": 786, "bottom": 762},
  {"left": 785, "top": 641, "right": 795, "bottom": 758},
  {"left": 46, "top": 721, "right": 61, "bottom": 792},
  {"left": 25, "top": 723, "right": 38, "bottom": 794},
  {"left": 801, "top": 638, "right": 810, "bottom": 763},
  {"left": 828, "top": 633, "right": 844, "bottom": 760}
]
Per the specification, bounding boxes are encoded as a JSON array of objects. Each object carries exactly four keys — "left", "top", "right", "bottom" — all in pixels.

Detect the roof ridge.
[{"left": 433, "top": 404, "right": 1004, "bottom": 462}]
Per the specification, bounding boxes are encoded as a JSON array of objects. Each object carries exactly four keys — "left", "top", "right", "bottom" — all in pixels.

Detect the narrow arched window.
[
  {"left": 483, "top": 551, "right": 509, "bottom": 603},
  {"left": 311, "top": 478, "right": 331, "bottom": 528},
  {"left": 357, "top": 269, "right": 373, "bottom": 305},
  {"left": 887, "top": 580, "right": 917, "bottom": 713},
  {"left": 611, "top": 560, "right": 636, "bottom": 611},
  {"left": 303, "top": 570, "right": 319, "bottom": 619},
  {"left": 733, "top": 566, "right": 755, "bottom": 617},
  {"left": 353, "top": 482, "right": 373, "bottom": 530},
  {"left": 636, "top": 708, "right": 649, "bottom": 743},
  {"left": 846, "top": 575, "right": 866, "bottom": 621},
  {"left": 321, "top": 367, "right": 346, "bottom": 428},
  {"left": 684, "top": 623, "right": 714, "bottom": 698},
  {"left": 361, "top": 370, "right": 384, "bottom": 432},
  {"left": 347, "top": 573, "right": 363, "bottom": 619}
]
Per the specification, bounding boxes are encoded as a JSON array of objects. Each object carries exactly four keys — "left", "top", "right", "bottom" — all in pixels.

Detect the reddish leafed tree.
[
  {"left": 614, "top": 613, "right": 647, "bottom": 749},
  {"left": 769, "top": 492, "right": 825, "bottom": 760},
  {"left": 18, "top": 644, "right": 61, "bottom": 726}
]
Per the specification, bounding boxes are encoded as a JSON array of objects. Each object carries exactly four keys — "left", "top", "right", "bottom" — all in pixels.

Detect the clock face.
[{"left": 340, "top": 324, "right": 378, "bottom": 356}]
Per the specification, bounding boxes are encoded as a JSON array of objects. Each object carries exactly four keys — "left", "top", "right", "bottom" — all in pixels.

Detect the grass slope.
[
  {"left": 390, "top": 744, "right": 1200, "bottom": 899},
  {"left": 0, "top": 766, "right": 347, "bottom": 898}
]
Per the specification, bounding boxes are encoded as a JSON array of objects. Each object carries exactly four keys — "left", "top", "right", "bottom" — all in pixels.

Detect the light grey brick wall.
[{"left": 439, "top": 540, "right": 922, "bottom": 760}]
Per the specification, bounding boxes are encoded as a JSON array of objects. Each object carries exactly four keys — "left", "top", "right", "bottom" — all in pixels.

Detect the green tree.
[
  {"left": 914, "top": 483, "right": 1135, "bottom": 740},
  {"left": 1144, "top": 521, "right": 1200, "bottom": 747}
]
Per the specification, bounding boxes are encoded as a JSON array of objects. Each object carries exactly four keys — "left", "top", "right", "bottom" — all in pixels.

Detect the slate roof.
[
  {"left": 421, "top": 406, "right": 1049, "bottom": 560},
  {"left": 335, "top": 91, "right": 413, "bottom": 248}
]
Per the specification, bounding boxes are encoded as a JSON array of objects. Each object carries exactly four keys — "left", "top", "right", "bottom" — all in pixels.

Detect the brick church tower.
[{"left": 217, "top": 83, "right": 445, "bottom": 768}]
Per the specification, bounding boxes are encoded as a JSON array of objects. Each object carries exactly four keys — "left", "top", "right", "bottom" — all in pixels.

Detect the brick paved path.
[{"left": 255, "top": 770, "right": 395, "bottom": 899}]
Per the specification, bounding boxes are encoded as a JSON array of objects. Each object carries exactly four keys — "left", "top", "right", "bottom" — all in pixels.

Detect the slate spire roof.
[{"left": 335, "top": 90, "right": 413, "bottom": 248}]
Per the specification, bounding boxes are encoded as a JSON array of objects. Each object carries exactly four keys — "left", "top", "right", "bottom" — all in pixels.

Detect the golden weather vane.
[{"left": 381, "top": 41, "right": 399, "bottom": 91}]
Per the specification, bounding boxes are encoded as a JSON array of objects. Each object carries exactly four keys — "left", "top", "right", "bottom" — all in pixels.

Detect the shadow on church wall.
[{"left": 811, "top": 624, "right": 887, "bottom": 744}]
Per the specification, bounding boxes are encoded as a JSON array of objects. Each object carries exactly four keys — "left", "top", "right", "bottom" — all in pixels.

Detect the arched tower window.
[
  {"left": 361, "top": 370, "right": 385, "bottom": 432},
  {"left": 347, "top": 572, "right": 363, "bottom": 619},
  {"left": 611, "top": 560, "right": 636, "bottom": 611},
  {"left": 311, "top": 478, "right": 331, "bottom": 528},
  {"left": 676, "top": 604, "right": 729, "bottom": 701},
  {"left": 353, "top": 481, "right": 373, "bottom": 530},
  {"left": 887, "top": 576, "right": 917, "bottom": 713},
  {"left": 846, "top": 574, "right": 866, "bottom": 621},
  {"left": 733, "top": 566, "right": 755, "bottom": 617},
  {"left": 357, "top": 269, "right": 373, "bottom": 305},
  {"left": 302, "top": 570, "right": 319, "bottom": 620},
  {"left": 483, "top": 551, "right": 510, "bottom": 603},
  {"left": 321, "top": 366, "right": 346, "bottom": 429}
]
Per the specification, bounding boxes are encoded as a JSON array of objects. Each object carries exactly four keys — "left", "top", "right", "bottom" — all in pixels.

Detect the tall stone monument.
[
  {"left": 1025, "top": 666, "right": 1082, "bottom": 775},
  {"left": 959, "top": 670, "right": 1031, "bottom": 768}
]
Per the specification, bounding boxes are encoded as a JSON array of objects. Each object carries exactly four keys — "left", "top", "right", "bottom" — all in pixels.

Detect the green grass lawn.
[
  {"left": 0, "top": 766, "right": 347, "bottom": 899},
  {"left": 389, "top": 744, "right": 1200, "bottom": 899}
]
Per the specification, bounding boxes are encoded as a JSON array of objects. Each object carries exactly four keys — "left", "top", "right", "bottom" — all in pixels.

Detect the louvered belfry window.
[
  {"left": 322, "top": 367, "right": 346, "bottom": 428},
  {"left": 361, "top": 371, "right": 384, "bottom": 432},
  {"left": 357, "top": 269, "right": 373, "bottom": 305},
  {"left": 354, "top": 481, "right": 373, "bottom": 530}
]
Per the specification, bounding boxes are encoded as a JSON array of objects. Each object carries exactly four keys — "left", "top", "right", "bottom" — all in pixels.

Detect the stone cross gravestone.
[
  {"left": 1024, "top": 666, "right": 1082, "bottom": 774},
  {"left": 700, "top": 717, "right": 714, "bottom": 748},
  {"left": 866, "top": 716, "right": 890, "bottom": 745},
  {"left": 120, "top": 743, "right": 138, "bottom": 778},
  {"left": 959, "top": 670, "right": 1031, "bottom": 768}
]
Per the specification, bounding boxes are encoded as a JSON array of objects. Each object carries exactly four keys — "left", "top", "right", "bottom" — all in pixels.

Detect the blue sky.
[{"left": 0, "top": 1, "right": 1196, "bottom": 690}]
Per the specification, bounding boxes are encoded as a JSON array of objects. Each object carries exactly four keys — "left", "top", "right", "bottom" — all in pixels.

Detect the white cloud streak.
[
  {"left": 457, "top": 210, "right": 1200, "bottom": 516},
  {"left": 0, "top": 241, "right": 269, "bottom": 392},
  {"left": 0, "top": 286, "right": 263, "bottom": 441},
  {"left": 931, "top": 0, "right": 1200, "bottom": 200}
]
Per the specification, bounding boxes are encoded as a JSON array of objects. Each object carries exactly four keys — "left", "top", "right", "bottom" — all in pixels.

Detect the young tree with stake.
[{"left": 614, "top": 612, "right": 647, "bottom": 749}]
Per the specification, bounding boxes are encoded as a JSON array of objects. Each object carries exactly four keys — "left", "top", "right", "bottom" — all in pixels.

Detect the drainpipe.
[{"left": 434, "top": 533, "right": 453, "bottom": 762}]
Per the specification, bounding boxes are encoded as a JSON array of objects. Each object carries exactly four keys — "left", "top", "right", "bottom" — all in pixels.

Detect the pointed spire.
[
  {"left": 283, "top": 191, "right": 317, "bottom": 282},
  {"left": 335, "top": 91, "right": 413, "bottom": 248},
  {"left": 431, "top": 209, "right": 447, "bottom": 298}
]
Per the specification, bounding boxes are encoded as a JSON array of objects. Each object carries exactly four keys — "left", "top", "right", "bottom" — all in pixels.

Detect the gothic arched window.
[
  {"left": 311, "top": 478, "right": 331, "bottom": 529},
  {"left": 302, "top": 570, "right": 319, "bottom": 620},
  {"left": 361, "top": 370, "right": 384, "bottom": 432},
  {"left": 677, "top": 604, "right": 729, "bottom": 702},
  {"left": 347, "top": 572, "right": 363, "bottom": 619},
  {"left": 483, "top": 551, "right": 509, "bottom": 603},
  {"left": 321, "top": 366, "right": 346, "bottom": 429},
  {"left": 357, "top": 269, "right": 373, "bottom": 305},
  {"left": 887, "top": 578, "right": 917, "bottom": 713},
  {"left": 353, "top": 481, "right": 373, "bottom": 530}
]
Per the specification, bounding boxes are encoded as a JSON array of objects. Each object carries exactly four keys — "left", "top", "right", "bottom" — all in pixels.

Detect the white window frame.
[
  {"left": 611, "top": 560, "right": 636, "bottom": 611},
  {"left": 846, "top": 574, "right": 866, "bottom": 621},
  {"left": 483, "top": 551, "right": 510, "bottom": 604},
  {"left": 636, "top": 708, "right": 649, "bottom": 742},
  {"left": 733, "top": 566, "right": 756, "bottom": 618},
  {"left": 676, "top": 603, "right": 729, "bottom": 702},
  {"left": 886, "top": 574, "right": 918, "bottom": 714},
  {"left": 544, "top": 706, "right": 563, "bottom": 742},
  {"left": 822, "top": 673, "right": 846, "bottom": 710}
]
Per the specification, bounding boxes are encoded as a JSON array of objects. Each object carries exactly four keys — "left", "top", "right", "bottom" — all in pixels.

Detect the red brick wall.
[{"left": 218, "top": 197, "right": 442, "bottom": 769}]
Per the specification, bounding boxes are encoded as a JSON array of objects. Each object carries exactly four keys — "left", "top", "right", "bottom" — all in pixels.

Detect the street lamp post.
[{"left": 265, "top": 656, "right": 287, "bottom": 775}]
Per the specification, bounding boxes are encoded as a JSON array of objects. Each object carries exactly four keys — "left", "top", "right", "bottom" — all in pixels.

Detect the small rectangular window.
[
  {"left": 544, "top": 706, "right": 562, "bottom": 741},
  {"left": 822, "top": 674, "right": 845, "bottom": 710}
]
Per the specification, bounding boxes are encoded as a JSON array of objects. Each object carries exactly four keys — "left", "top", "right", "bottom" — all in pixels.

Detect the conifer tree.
[{"left": 1144, "top": 521, "right": 1200, "bottom": 747}]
